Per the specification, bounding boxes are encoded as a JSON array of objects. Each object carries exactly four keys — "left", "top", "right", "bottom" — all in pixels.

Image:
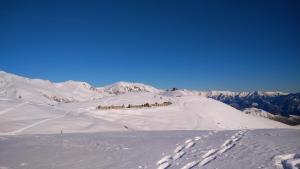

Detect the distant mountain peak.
[{"left": 103, "top": 81, "right": 161, "bottom": 95}]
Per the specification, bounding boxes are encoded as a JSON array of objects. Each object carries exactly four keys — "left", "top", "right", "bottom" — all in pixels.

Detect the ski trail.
[
  {"left": 0, "top": 102, "right": 28, "bottom": 115},
  {"left": 0, "top": 112, "right": 68, "bottom": 135}
]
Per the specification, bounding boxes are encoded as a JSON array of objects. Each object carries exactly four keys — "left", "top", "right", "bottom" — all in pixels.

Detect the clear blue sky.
[{"left": 1, "top": 0, "right": 300, "bottom": 92}]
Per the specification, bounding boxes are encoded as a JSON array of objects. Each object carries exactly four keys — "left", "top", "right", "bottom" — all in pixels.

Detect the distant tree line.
[{"left": 96, "top": 101, "right": 172, "bottom": 110}]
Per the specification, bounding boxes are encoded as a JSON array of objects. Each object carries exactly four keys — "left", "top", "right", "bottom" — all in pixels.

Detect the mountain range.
[{"left": 0, "top": 70, "right": 299, "bottom": 128}]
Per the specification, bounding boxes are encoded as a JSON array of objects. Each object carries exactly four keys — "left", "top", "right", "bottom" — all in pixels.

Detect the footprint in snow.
[
  {"left": 185, "top": 141, "right": 195, "bottom": 149},
  {"left": 180, "top": 160, "right": 199, "bottom": 169},
  {"left": 199, "top": 155, "right": 217, "bottom": 166},
  {"left": 156, "top": 155, "right": 172, "bottom": 166},
  {"left": 173, "top": 151, "right": 186, "bottom": 160},
  {"left": 157, "top": 162, "right": 170, "bottom": 169},
  {"left": 174, "top": 145, "right": 184, "bottom": 153}
]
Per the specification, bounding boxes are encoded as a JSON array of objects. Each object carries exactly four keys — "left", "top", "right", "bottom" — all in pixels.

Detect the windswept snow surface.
[{"left": 0, "top": 129, "right": 299, "bottom": 169}]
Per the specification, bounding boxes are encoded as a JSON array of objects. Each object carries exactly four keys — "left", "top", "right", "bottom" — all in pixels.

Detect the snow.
[
  {"left": 174, "top": 145, "right": 184, "bottom": 153},
  {"left": 199, "top": 154, "right": 216, "bottom": 166},
  {"left": 202, "top": 149, "right": 217, "bottom": 158},
  {"left": 185, "top": 141, "right": 195, "bottom": 149},
  {"left": 184, "top": 139, "right": 193, "bottom": 144},
  {"left": 102, "top": 81, "right": 162, "bottom": 94},
  {"left": 0, "top": 71, "right": 106, "bottom": 104},
  {"left": 218, "top": 143, "right": 235, "bottom": 154},
  {"left": 274, "top": 153, "right": 300, "bottom": 169},
  {"left": 221, "top": 139, "right": 233, "bottom": 147},
  {"left": 173, "top": 151, "right": 186, "bottom": 160},
  {"left": 0, "top": 129, "right": 299, "bottom": 169},
  {"left": 197, "top": 90, "right": 288, "bottom": 98},
  {"left": 157, "top": 162, "right": 171, "bottom": 169},
  {"left": 156, "top": 155, "right": 172, "bottom": 165},
  {"left": 0, "top": 71, "right": 299, "bottom": 169},
  {"left": 180, "top": 160, "right": 199, "bottom": 169},
  {"left": 0, "top": 93, "right": 292, "bottom": 135},
  {"left": 0, "top": 71, "right": 297, "bottom": 135},
  {"left": 243, "top": 107, "right": 275, "bottom": 118}
]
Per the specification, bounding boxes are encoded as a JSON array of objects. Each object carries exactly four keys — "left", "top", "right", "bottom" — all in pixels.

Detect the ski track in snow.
[
  {"left": 0, "top": 102, "right": 28, "bottom": 115},
  {"left": 0, "top": 112, "right": 68, "bottom": 135},
  {"left": 156, "top": 130, "right": 247, "bottom": 169}
]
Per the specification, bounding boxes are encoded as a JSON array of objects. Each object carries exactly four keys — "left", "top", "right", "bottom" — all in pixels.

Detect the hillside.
[{"left": 0, "top": 72, "right": 294, "bottom": 135}]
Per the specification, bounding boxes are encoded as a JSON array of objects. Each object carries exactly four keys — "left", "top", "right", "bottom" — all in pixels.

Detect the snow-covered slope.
[
  {"left": 1, "top": 129, "right": 299, "bottom": 169},
  {"left": 0, "top": 71, "right": 162, "bottom": 104},
  {"left": 0, "top": 93, "right": 292, "bottom": 135},
  {"left": 0, "top": 71, "right": 107, "bottom": 104},
  {"left": 243, "top": 107, "right": 276, "bottom": 118},
  {"left": 0, "top": 71, "right": 296, "bottom": 135}
]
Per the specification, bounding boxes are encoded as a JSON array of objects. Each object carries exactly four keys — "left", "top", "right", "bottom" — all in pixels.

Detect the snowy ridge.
[
  {"left": 243, "top": 107, "right": 276, "bottom": 118},
  {"left": 163, "top": 88, "right": 287, "bottom": 98},
  {"left": 197, "top": 90, "right": 286, "bottom": 98},
  {"left": 101, "top": 81, "right": 162, "bottom": 95},
  {"left": 0, "top": 71, "right": 163, "bottom": 104},
  {"left": 0, "top": 71, "right": 289, "bottom": 103},
  {"left": 0, "top": 71, "right": 106, "bottom": 104}
]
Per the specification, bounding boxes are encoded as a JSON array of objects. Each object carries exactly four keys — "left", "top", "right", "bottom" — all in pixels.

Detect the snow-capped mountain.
[
  {"left": 163, "top": 88, "right": 300, "bottom": 124},
  {"left": 0, "top": 71, "right": 163, "bottom": 104},
  {"left": 199, "top": 90, "right": 287, "bottom": 98},
  {"left": 100, "top": 81, "right": 162, "bottom": 95},
  {"left": 0, "top": 71, "right": 295, "bottom": 136},
  {"left": 0, "top": 71, "right": 106, "bottom": 104},
  {"left": 243, "top": 107, "right": 276, "bottom": 118},
  {"left": 0, "top": 70, "right": 299, "bottom": 130},
  {"left": 205, "top": 90, "right": 300, "bottom": 117}
]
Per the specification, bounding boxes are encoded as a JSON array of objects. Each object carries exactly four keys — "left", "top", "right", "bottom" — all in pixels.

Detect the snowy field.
[{"left": 0, "top": 129, "right": 299, "bottom": 169}]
